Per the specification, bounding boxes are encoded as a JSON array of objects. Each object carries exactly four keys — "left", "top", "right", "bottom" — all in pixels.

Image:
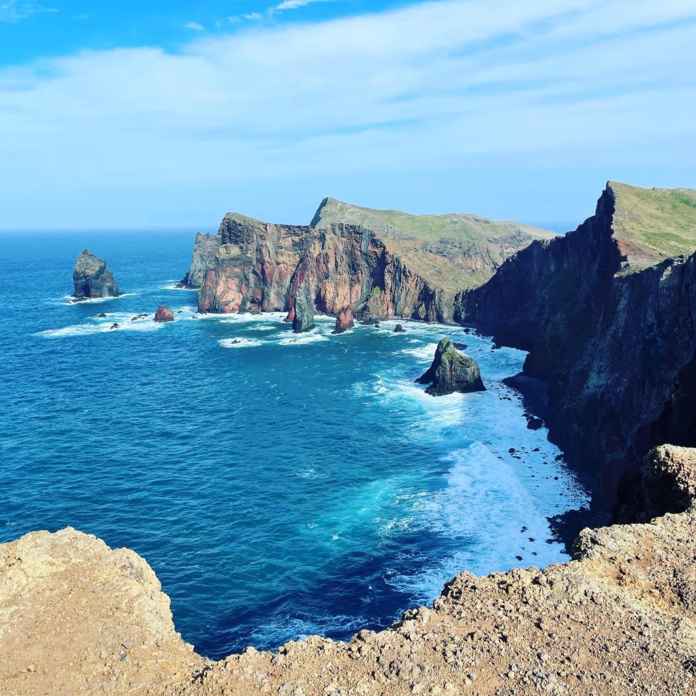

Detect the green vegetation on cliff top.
[
  {"left": 311, "top": 198, "right": 556, "bottom": 293},
  {"left": 610, "top": 181, "right": 696, "bottom": 268}
]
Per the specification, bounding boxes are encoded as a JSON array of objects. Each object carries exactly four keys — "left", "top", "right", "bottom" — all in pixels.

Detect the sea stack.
[
  {"left": 332, "top": 306, "right": 354, "bottom": 334},
  {"left": 292, "top": 271, "right": 315, "bottom": 333},
  {"left": 154, "top": 306, "right": 174, "bottom": 322},
  {"left": 416, "top": 337, "right": 486, "bottom": 396},
  {"left": 72, "top": 250, "right": 120, "bottom": 299}
]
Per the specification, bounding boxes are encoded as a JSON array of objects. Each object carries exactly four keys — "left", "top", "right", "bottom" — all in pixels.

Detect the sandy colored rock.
[{"left": 1, "top": 445, "right": 695, "bottom": 695}]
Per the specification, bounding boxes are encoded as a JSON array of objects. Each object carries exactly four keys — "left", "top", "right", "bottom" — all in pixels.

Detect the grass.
[
  {"left": 313, "top": 198, "right": 555, "bottom": 292},
  {"left": 610, "top": 182, "right": 696, "bottom": 267}
]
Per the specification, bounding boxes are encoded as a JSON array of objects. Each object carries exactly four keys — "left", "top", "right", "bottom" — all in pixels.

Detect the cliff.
[
  {"left": 2, "top": 445, "right": 695, "bottom": 695},
  {"left": 186, "top": 201, "right": 555, "bottom": 322},
  {"left": 455, "top": 182, "right": 696, "bottom": 515},
  {"left": 72, "top": 249, "right": 120, "bottom": 299}
]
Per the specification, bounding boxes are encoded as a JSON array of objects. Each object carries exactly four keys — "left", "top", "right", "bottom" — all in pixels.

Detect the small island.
[
  {"left": 72, "top": 250, "right": 121, "bottom": 300},
  {"left": 417, "top": 337, "right": 486, "bottom": 396}
]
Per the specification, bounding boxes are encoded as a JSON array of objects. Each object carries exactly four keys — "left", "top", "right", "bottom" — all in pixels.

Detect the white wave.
[
  {"left": 38, "top": 320, "right": 163, "bottom": 338},
  {"left": 218, "top": 338, "right": 264, "bottom": 349},
  {"left": 277, "top": 332, "right": 329, "bottom": 346},
  {"left": 398, "top": 344, "right": 438, "bottom": 361},
  {"left": 196, "top": 311, "right": 288, "bottom": 324},
  {"left": 163, "top": 283, "right": 196, "bottom": 291},
  {"left": 60, "top": 292, "right": 137, "bottom": 306}
]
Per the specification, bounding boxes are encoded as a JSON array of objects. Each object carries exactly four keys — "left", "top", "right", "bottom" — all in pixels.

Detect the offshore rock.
[
  {"left": 72, "top": 249, "right": 120, "bottom": 299},
  {"left": 154, "top": 306, "right": 174, "bottom": 322},
  {"left": 191, "top": 201, "right": 554, "bottom": 322},
  {"left": 456, "top": 182, "right": 696, "bottom": 514},
  {"left": 332, "top": 306, "right": 354, "bottom": 334},
  {"left": 416, "top": 337, "right": 485, "bottom": 396},
  {"left": 2, "top": 445, "right": 696, "bottom": 695},
  {"left": 292, "top": 267, "right": 315, "bottom": 333},
  {"left": 393, "top": 323, "right": 405, "bottom": 332}
]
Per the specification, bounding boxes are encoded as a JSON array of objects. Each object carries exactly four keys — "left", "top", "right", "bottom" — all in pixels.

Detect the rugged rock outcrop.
[
  {"left": 455, "top": 182, "right": 696, "bottom": 515},
  {"left": 332, "top": 306, "right": 354, "bottom": 334},
  {"left": 180, "top": 233, "right": 223, "bottom": 288},
  {"left": 2, "top": 445, "right": 696, "bottom": 696},
  {"left": 154, "top": 306, "right": 174, "bottom": 322},
  {"left": 292, "top": 267, "right": 315, "bottom": 333},
  {"left": 416, "top": 337, "right": 486, "bottom": 396},
  {"left": 72, "top": 249, "right": 120, "bottom": 299},
  {"left": 189, "top": 201, "right": 554, "bottom": 322}
]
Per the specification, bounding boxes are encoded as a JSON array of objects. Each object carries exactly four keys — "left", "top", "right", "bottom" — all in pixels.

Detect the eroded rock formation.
[
  {"left": 416, "top": 337, "right": 486, "bottom": 396},
  {"left": 72, "top": 250, "right": 120, "bottom": 299},
  {"left": 456, "top": 182, "right": 696, "bottom": 515},
  {"left": 292, "top": 266, "right": 315, "bottom": 333},
  {"left": 154, "top": 307, "right": 174, "bottom": 322},
  {"left": 180, "top": 233, "right": 223, "bottom": 288},
  {"left": 332, "top": 306, "right": 354, "bottom": 334},
  {"left": 185, "top": 201, "right": 554, "bottom": 323},
  {"left": 2, "top": 445, "right": 695, "bottom": 695}
]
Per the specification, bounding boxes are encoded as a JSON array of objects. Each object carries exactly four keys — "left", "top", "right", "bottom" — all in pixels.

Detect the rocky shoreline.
[{"left": 1, "top": 444, "right": 695, "bottom": 695}]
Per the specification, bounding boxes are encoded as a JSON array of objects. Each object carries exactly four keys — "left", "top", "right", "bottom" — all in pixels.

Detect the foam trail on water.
[{"left": 218, "top": 338, "right": 264, "bottom": 349}]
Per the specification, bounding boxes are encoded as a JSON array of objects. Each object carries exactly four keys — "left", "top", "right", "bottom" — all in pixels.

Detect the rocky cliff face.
[
  {"left": 180, "top": 233, "right": 223, "bottom": 288},
  {"left": 72, "top": 249, "right": 120, "bottom": 299},
  {"left": 292, "top": 265, "right": 315, "bottom": 333},
  {"left": 416, "top": 337, "right": 486, "bottom": 396},
  {"left": 2, "top": 445, "right": 695, "bottom": 695},
  {"left": 187, "top": 202, "right": 554, "bottom": 322},
  {"left": 456, "top": 182, "right": 696, "bottom": 515}
]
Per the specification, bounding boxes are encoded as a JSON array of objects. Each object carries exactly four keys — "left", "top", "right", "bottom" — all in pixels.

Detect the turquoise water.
[{"left": 0, "top": 232, "right": 587, "bottom": 659}]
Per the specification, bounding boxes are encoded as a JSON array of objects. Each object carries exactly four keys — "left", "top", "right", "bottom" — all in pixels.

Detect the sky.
[{"left": 1, "top": 0, "right": 696, "bottom": 231}]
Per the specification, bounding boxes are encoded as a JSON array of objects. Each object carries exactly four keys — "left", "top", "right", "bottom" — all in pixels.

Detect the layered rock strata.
[
  {"left": 72, "top": 249, "right": 120, "bottom": 299},
  {"left": 456, "top": 182, "right": 696, "bottom": 515},
  {"left": 416, "top": 337, "right": 486, "bottom": 396},
  {"left": 2, "top": 445, "right": 695, "bottom": 695}
]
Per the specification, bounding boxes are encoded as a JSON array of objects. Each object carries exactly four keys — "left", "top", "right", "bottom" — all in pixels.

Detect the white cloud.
[
  {"left": 185, "top": 21, "right": 204, "bottom": 31},
  {"left": 0, "top": 1, "right": 56, "bottom": 22},
  {"left": 241, "top": 13, "right": 263, "bottom": 20},
  {"left": 274, "top": 0, "right": 322, "bottom": 11},
  {"left": 0, "top": 0, "right": 695, "bottom": 225}
]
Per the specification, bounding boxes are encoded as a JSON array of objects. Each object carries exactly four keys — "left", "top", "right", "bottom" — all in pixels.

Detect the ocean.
[{"left": 0, "top": 231, "right": 588, "bottom": 659}]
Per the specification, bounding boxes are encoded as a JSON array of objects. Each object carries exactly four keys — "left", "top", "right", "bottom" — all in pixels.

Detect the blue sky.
[{"left": 1, "top": 0, "right": 696, "bottom": 230}]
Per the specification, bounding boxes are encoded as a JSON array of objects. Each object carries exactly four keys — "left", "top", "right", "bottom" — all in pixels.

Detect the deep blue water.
[{"left": 0, "top": 231, "right": 588, "bottom": 660}]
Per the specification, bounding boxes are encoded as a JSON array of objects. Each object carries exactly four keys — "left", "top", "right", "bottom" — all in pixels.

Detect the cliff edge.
[
  {"left": 456, "top": 182, "right": 696, "bottom": 515},
  {"left": 2, "top": 445, "right": 695, "bottom": 695}
]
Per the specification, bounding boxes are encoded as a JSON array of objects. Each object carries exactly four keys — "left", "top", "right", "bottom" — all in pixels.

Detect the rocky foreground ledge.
[{"left": 2, "top": 446, "right": 695, "bottom": 696}]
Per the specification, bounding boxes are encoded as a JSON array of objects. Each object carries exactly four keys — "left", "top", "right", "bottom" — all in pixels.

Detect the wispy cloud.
[
  {"left": 0, "top": 0, "right": 695, "bottom": 225},
  {"left": 185, "top": 21, "right": 204, "bottom": 31},
  {"left": 274, "top": 0, "right": 324, "bottom": 11},
  {"left": 0, "top": 1, "right": 56, "bottom": 23}
]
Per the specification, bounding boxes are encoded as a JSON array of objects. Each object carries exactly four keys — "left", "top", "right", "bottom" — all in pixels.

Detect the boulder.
[
  {"left": 72, "top": 250, "right": 120, "bottom": 299},
  {"left": 416, "top": 337, "right": 486, "bottom": 396},
  {"left": 292, "top": 271, "right": 315, "bottom": 333},
  {"left": 332, "top": 306, "right": 354, "bottom": 334},
  {"left": 362, "top": 318, "right": 380, "bottom": 326},
  {"left": 394, "top": 324, "right": 405, "bottom": 333},
  {"left": 154, "top": 307, "right": 175, "bottom": 322}
]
